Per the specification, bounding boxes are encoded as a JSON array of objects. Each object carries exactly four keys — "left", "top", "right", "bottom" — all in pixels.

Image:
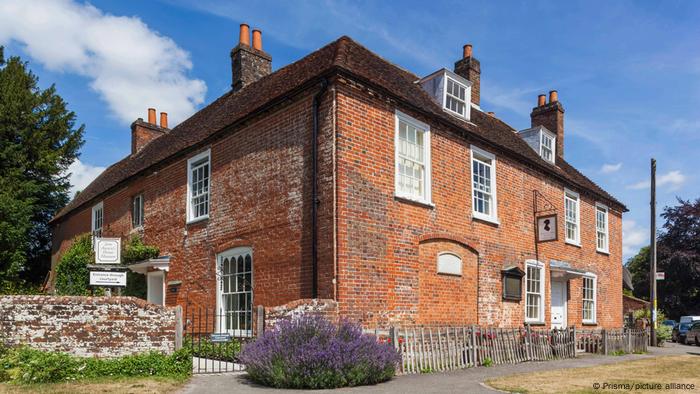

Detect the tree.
[
  {"left": 0, "top": 47, "right": 85, "bottom": 292},
  {"left": 626, "top": 198, "right": 700, "bottom": 319}
]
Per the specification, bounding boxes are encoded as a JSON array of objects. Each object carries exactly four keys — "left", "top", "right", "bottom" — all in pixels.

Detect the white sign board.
[
  {"left": 536, "top": 214, "right": 558, "bottom": 242},
  {"left": 90, "top": 271, "right": 127, "bottom": 287},
  {"left": 655, "top": 272, "right": 665, "bottom": 280},
  {"left": 94, "top": 238, "right": 121, "bottom": 264}
]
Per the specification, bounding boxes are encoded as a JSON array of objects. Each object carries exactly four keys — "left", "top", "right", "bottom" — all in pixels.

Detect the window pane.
[{"left": 396, "top": 118, "right": 427, "bottom": 200}]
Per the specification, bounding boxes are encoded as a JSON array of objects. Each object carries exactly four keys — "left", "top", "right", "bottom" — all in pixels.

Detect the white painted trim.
[
  {"left": 595, "top": 202, "right": 610, "bottom": 254},
  {"left": 564, "top": 188, "right": 580, "bottom": 245},
  {"left": 539, "top": 128, "right": 556, "bottom": 164},
  {"left": 215, "top": 246, "right": 254, "bottom": 337},
  {"left": 394, "top": 110, "right": 432, "bottom": 205},
  {"left": 582, "top": 273, "right": 598, "bottom": 324},
  {"left": 470, "top": 145, "right": 499, "bottom": 224},
  {"left": 91, "top": 201, "right": 104, "bottom": 236},
  {"left": 524, "top": 259, "right": 546, "bottom": 324},
  {"left": 146, "top": 271, "right": 166, "bottom": 306},
  {"left": 186, "top": 149, "right": 211, "bottom": 224},
  {"left": 550, "top": 279, "right": 568, "bottom": 329},
  {"left": 443, "top": 76, "right": 470, "bottom": 120}
]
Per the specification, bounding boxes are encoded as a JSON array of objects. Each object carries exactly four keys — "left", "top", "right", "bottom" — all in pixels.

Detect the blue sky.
[{"left": 1, "top": 0, "right": 699, "bottom": 260}]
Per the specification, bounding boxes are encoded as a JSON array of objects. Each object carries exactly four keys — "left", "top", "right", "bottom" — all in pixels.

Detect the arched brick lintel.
[{"left": 417, "top": 233, "right": 479, "bottom": 255}]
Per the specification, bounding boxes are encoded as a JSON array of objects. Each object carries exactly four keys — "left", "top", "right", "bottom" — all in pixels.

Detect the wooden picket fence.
[
  {"left": 368, "top": 325, "right": 575, "bottom": 374},
  {"left": 367, "top": 326, "right": 648, "bottom": 374}
]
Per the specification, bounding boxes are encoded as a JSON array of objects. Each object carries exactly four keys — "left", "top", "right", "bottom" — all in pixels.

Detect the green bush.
[
  {"left": 185, "top": 336, "right": 242, "bottom": 362},
  {"left": 122, "top": 235, "right": 159, "bottom": 299},
  {"left": 54, "top": 234, "right": 93, "bottom": 296},
  {"left": 657, "top": 323, "right": 672, "bottom": 343},
  {"left": 0, "top": 346, "right": 191, "bottom": 384}
]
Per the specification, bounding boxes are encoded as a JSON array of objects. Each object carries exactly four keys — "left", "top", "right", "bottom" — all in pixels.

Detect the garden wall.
[
  {"left": 0, "top": 295, "right": 182, "bottom": 358},
  {"left": 264, "top": 298, "right": 338, "bottom": 329}
]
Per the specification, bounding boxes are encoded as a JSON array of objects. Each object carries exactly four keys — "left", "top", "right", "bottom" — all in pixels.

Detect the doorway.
[
  {"left": 551, "top": 280, "right": 567, "bottom": 329},
  {"left": 216, "top": 247, "right": 253, "bottom": 337}
]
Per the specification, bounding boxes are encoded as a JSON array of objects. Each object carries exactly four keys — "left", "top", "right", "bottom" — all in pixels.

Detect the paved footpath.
[{"left": 180, "top": 343, "right": 694, "bottom": 394}]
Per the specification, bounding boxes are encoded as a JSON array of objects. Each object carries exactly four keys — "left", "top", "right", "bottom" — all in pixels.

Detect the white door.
[
  {"left": 551, "top": 280, "right": 567, "bottom": 329},
  {"left": 146, "top": 271, "right": 165, "bottom": 306},
  {"left": 216, "top": 247, "right": 253, "bottom": 337}
]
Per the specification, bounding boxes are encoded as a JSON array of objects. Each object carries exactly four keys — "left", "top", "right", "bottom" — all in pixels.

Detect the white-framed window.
[
  {"left": 540, "top": 131, "right": 555, "bottom": 163},
  {"left": 596, "top": 203, "right": 609, "bottom": 253},
  {"left": 132, "top": 194, "right": 144, "bottom": 228},
  {"left": 444, "top": 77, "right": 468, "bottom": 118},
  {"left": 395, "top": 111, "right": 431, "bottom": 204},
  {"left": 525, "top": 260, "right": 545, "bottom": 323},
  {"left": 91, "top": 201, "right": 103, "bottom": 238},
  {"left": 471, "top": 145, "right": 498, "bottom": 224},
  {"left": 564, "top": 189, "right": 580, "bottom": 245},
  {"left": 187, "top": 149, "right": 211, "bottom": 223},
  {"left": 582, "top": 274, "right": 597, "bottom": 324},
  {"left": 437, "top": 252, "right": 462, "bottom": 276},
  {"left": 216, "top": 247, "right": 253, "bottom": 337}
]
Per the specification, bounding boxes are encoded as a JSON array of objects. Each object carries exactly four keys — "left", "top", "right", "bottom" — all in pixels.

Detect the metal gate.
[{"left": 185, "top": 306, "right": 253, "bottom": 374}]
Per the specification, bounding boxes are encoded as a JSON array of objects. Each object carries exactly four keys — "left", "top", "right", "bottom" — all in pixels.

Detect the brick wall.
[
  {"left": 264, "top": 299, "right": 339, "bottom": 329},
  {"left": 0, "top": 296, "right": 181, "bottom": 358},
  {"left": 334, "top": 80, "right": 623, "bottom": 329}
]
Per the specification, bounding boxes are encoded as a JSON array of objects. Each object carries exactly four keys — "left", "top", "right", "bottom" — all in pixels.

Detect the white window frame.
[
  {"left": 91, "top": 201, "right": 103, "bottom": 238},
  {"left": 215, "top": 246, "right": 254, "bottom": 337},
  {"left": 525, "top": 260, "right": 545, "bottom": 324},
  {"left": 186, "top": 149, "right": 211, "bottom": 223},
  {"left": 582, "top": 274, "right": 597, "bottom": 324},
  {"left": 132, "top": 194, "right": 144, "bottom": 229},
  {"left": 539, "top": 129, "right": 556, "bottom": 163},
  {"left": 443, "top": 76, "right": 469, "bottom": 119},
  {"left": 436, "top": 252, "right": 462, "bottom": 276},
  {"left": 595, "top": 203, "right": 609, "bottom": 253},
  {"left": 470, "top": 145, "right": 499, "bottom": 224},
  {"left": 564, "top": 189, "right": 580, "bottom": 245},
  {"left": 394, "top": 110, "right": 432, "bottom": 205}
]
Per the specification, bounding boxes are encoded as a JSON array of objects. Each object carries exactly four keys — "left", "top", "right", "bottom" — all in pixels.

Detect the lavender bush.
[{"left": 239, "top": 316, "right": 401, "bottom": 389}]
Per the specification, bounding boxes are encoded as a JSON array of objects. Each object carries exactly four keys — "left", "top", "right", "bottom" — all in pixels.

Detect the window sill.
[
  {"left": 437, "top": 271, "right": 462, "bottom": 277},
  {"left": 582, "top": 322, "right": 598, "bottom": 326},
  {"left": 565, "top": 240, "right": 582, "bottom": 248},
  {"left": 186, "top": 215, "right": 209, "bottom": 225},
  {"left": 525, "top": 321, "right": 546, "bottom": 326},
  {"left": 596, "top": 249, "right": 610, "bottom": 256},
  {"left": 394, "top": 195, "right": 435, "bottom": 209},
  {"left": 472, "top": 213, "right": 500, "bottom": 226}
]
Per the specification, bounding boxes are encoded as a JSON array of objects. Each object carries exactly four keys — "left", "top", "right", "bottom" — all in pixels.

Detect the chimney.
[
  {"left": 530, "top": 90, "right": 565, "bottom": 159},
  {"left": 131, "top": 108, "right": 169, "bottom": 154},
  {"left": 231, "top": 23, "right": 271, "bottom": 92},
  {"left": 454, "top": 43, "right": 480, "bottom": 106}
]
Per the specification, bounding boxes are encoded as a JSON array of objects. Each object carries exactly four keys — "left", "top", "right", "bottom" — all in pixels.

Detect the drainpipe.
[{"left": 311, "top": 78, "right": 328, "bottom": 299}]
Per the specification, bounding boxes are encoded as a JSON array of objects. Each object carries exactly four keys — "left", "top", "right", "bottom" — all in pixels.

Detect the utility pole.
[{"left": 649, "top": 158, "right": 657, "bottom": 346}]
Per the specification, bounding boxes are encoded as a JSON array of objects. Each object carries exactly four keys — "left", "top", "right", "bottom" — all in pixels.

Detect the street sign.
[
  {"left": 536, "top": 214, "right": 558, "bottom": 242},
  {"left": 94, "top": 238, "right": 121, "bottom": 264},
  {"left": 655, "top": 272, "right": 665, "bottom": 280},
  {"left": 210, "top": 333, "right": 232, "bottom": 343},
  {"left": 89, "top": 271, "right": 127, "bottom": 287}
]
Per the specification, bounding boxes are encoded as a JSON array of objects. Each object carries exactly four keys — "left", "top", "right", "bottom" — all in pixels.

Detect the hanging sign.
[
  {"left": 655, "top": 272, "right": 665, "bottom": 280},
  {"left": 536, "top": 214, "right": 558, "bottom": 242},
  {"left": 94, "top": 238, "right": 121, "bottom": 265},
  {"left": 89, "top": 271, "right": 127, "bottom": 287}
]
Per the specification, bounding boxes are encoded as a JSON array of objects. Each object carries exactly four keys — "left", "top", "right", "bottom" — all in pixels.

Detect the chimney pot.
[
  {"left": 463, "top": 44, "right": 473, "bottom": 58},
  {"left": 487, "top": 111, "right": 495, "bottom": 116},
  {"left": 160, "top": 112, "right": 168, "bottom": 129},
  {"left": 252, "top": 29, "right": 262, "bottom": 50},
  {"left": 537, "top": 94, "right": 546, "bottom": 107},
  {"left": 147, "top": 108, "right": 156, "bottom": 124},
  {"left": 239, "top": 24, "right": 250, "bottom": 47},
  {"left": 549, "top": 90, "right": 558, "bottom": 103}
]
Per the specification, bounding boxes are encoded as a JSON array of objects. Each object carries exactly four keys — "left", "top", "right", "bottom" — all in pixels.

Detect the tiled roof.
[{"left": 52, "top": 36, "right": 624, "bottom": 223}]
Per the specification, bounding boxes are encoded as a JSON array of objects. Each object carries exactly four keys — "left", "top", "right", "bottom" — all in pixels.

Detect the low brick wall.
[
  {"left": 0, "top": 296, "right": 181, "bottom": 358},
  {"left": 264, "top": 298, "right": 338, "bottom": 329}
]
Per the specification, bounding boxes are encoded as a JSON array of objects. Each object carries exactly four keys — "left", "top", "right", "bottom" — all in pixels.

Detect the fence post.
[
  {"left": 525, "top": 324, "right": 532, "bottom": 361},
  {"left": 602, "top": 329, "right": 608, "bottom": 355},
  {"left": 256, "top": 305, "right": 265, "bottom": 337},
  {"left": 626, "top": 329, "right": 631, "bottom": 353},
  {"left": 572, "top": 325, "right": 577, "bottom": 358},
  {"left": 470, "top": 325, "right": 478, "bottom": 366},
  {"left": 174, "top": 305, "right": 183, "bottom": 350}
]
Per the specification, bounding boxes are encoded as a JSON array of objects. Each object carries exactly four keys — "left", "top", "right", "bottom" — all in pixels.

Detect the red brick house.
[{"left": 50, "top": 25, "right": 626, "bottom": 332}]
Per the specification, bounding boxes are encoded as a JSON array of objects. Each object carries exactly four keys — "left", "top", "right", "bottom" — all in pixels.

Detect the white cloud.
[
  {"left": 0, "top": 0, "right": 206, "bottom": 126},
  {"left": 627, "top": 170, "right": 687, "bottom": 191},
  {"left": 600, "top": 163, "right": 622, "bottom": 174},
  {"left": 622, "top": 219, "right": 647, "bottom": 259},
  {"left": 66, "top": 159, "right": 106, "bottom": 198}
]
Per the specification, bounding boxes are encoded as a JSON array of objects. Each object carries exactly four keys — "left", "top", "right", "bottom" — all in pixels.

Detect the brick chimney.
[
  {"left": 531, "top": 90, "right": 565, "bottom": 159},
  {"left": 131, "top": 108, "right": 169, "bottom": 154},
  {"left": 454, "top": 44, "right": 480, "bottom": 106},
  {"left": 231, "top": 24, "right": 271, "bottom": 92}
]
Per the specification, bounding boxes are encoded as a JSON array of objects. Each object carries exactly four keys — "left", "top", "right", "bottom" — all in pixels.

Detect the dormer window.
[
  {"left": 517, "top": 126, "right": 556, "bottom": 164},
  {"left": 419, "top": 69, "right": 472, "bottom": 121}
]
